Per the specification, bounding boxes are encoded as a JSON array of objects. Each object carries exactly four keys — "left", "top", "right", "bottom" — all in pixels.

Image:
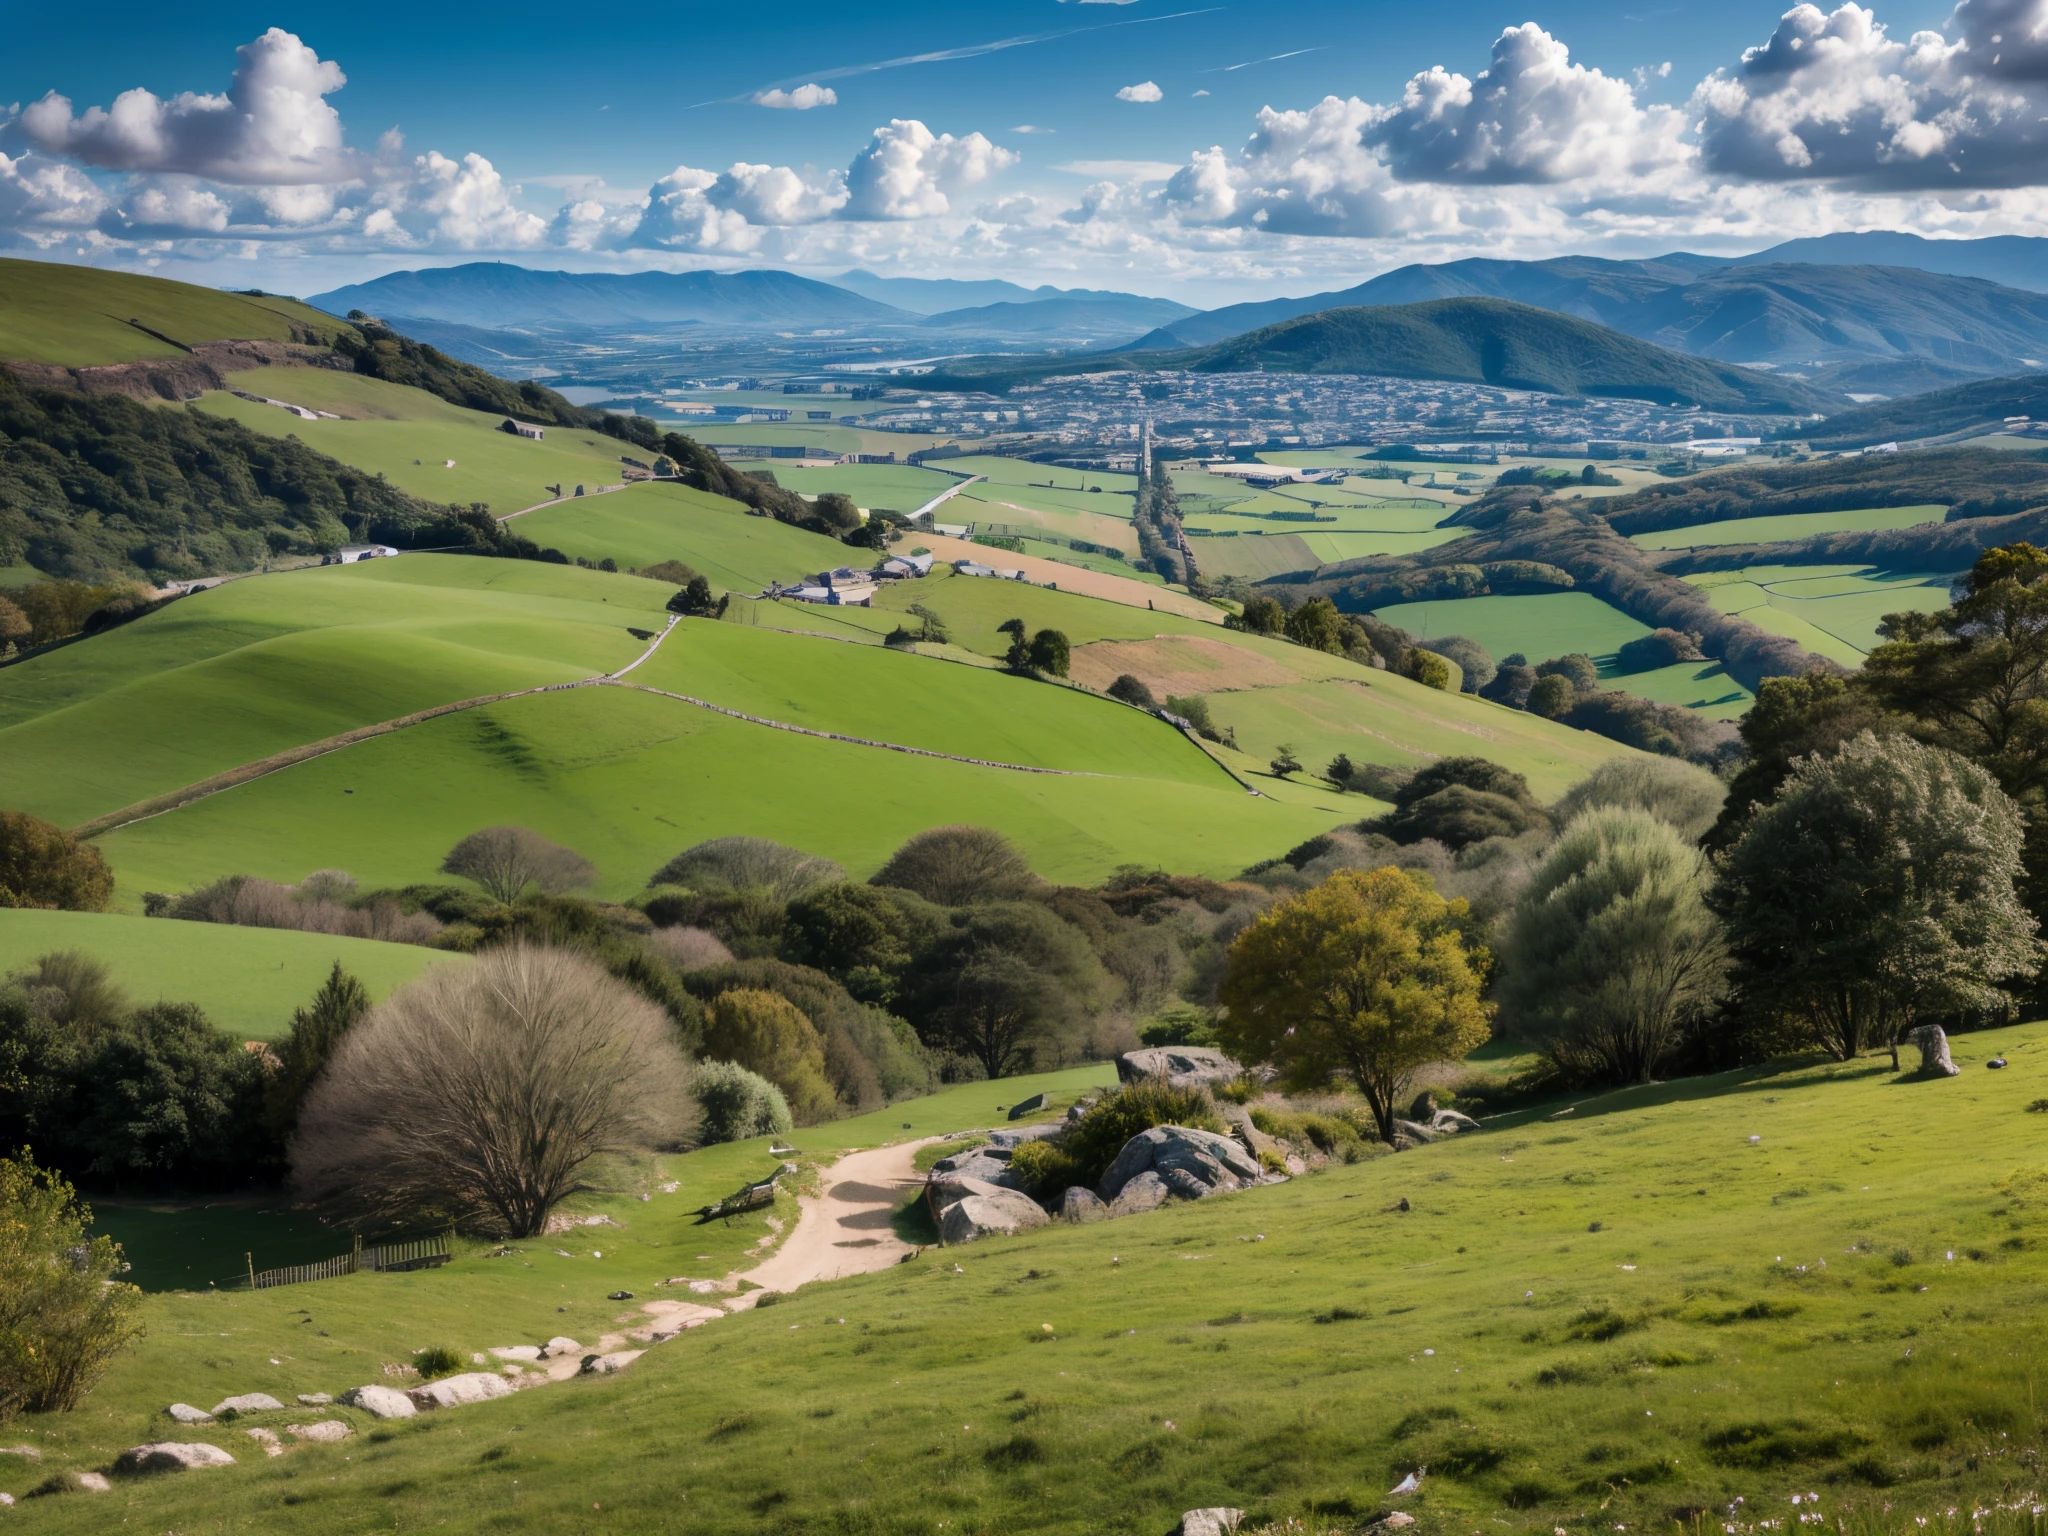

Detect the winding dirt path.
[{"left": 730, "top": 1138, "right": 940, "bottom": 1303}]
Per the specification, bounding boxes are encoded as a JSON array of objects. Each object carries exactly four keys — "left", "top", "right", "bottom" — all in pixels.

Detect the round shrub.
[{"left": 693, "top": 1060, "right": 794, "bottom": 1145}]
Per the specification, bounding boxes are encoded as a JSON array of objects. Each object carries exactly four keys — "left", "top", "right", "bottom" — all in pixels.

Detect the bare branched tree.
[
  {"left": 441, "top": 827, "right": 596, "bottom": 904},
  {"left": 649, "top": 837, "right": 843, "bottom": 902},
  {"left": 290, "top": 945, "right": 695, "bottom": 1237},
  {"left": 870, "top": 825, "right": 1034, "bottom": 906}
]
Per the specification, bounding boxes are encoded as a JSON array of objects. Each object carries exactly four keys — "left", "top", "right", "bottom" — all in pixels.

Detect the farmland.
[
  {"left": 1630, "top": 503, "right": 1951, "bottom": 551},
  {"left": 509, "top": 480, "right": 856, "bottom": 591},
  {"left": 1687, "top": 565, "right": 1961, "bottom": 663}
]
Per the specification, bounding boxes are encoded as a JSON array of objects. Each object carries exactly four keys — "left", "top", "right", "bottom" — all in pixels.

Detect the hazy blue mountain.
[
  {"left": 1126, "top": 254, "right": 2048, "bottom": 390},
  {"left": 1803, "top": 373, "right": 2048, "bottom": 448},
  {"left": 310, "top": 263, "right": 911, "bottom": 328},
  {"left": 919, "top": 294, "right": 1198, "bottom": 338},
  {"left": 1733, "top": 232, "right": 2048, "bottom": 293},
  {"left": 830, "top": 269, "right": 1193, "bottom": 318},
  {"left": 924, "top": 297, "right": 1832, "bottom": 414}
]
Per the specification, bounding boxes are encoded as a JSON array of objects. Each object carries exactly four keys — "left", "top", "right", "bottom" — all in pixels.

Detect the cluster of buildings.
[{"left": 774, "top": 551, "right": 935, "bottom": 607}]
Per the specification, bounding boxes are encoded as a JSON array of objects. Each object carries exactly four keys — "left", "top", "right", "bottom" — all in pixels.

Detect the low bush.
[
  {"left": 1249, "top": 1106, "right": 1374, "bottom": 1160},
  {"left": 693, "top": 1061, "right": 794, "bottom": 1145},
  {"left": 412, "top": 1346, "right": 465, "bottom": 1380},
  {"left": 0, "top": 1152, "right": 142, "bottom": 1419},
  {"left": 1059, "top": 1079, "right": 1224, "bottom": 1189},
  {"left": 1007, "top": 1138, "right": 1085, "bottom": 1197}
]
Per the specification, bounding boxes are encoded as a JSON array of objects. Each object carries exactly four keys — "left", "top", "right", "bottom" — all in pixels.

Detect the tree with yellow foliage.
[{"left": 1218, "top": 868, "right": 1490, "bottom": 1144}]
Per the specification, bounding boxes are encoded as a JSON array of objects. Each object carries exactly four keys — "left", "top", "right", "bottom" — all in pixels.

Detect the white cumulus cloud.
[
  {"left": 16, "top": 28, "right": 351, "bottom": 185},
  {"left": 0, "top": 151, "right": 108, "bottom": 229},
  {"left": 753, "top": 83, "right": 838, "bottom": 110},
  {"left": 843, "top": 119, "right": 1017, "bottom": 219},
  {"left": 1116, "top": 81, "right": 1165, "bottom": 103}
]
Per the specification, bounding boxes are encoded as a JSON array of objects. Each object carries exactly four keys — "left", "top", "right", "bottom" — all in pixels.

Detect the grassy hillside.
[
  {"left": 0, "top": 557, "right": 669, "bottom": 829},
  {"left": 87, "top": 683, "right": 1338, "bottom": 903},
  {"left": 192, "top": 367, "right": 634, "bottom": 517},
  {"left": 1630, "top": 504, "right": 1949, "bottom": 550},
  {"left": 0, "top": 910, "right": 463, "bottom": 1039},
  {"left": 1688, "top": 565, "right": 1961, "bottom": 663},
  {"left": 1804, "top": 372, "right": 2048, "bottom": 448},
  {"left": 511, "top": 480, "right": 856, "bottom": 591},
  {"left": 0, "top": 258, "right": 342, "bottom": 366},
  {"left": 16, "top": 1026, "right": 2048, "bottom": 1531}
]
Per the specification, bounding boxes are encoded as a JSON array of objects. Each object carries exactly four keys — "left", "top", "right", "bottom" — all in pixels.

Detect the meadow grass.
[
  {"left": 0, "top": 909, "right": 465, "bottom": 1039},
  {"left": 761, "top": 464, "right": 966, "bottom": 510},
  {"left": 1372, "top": 591, "right": 1650, "bottom": 667},
  {"left": 192, "top": 369, "right": 631, "bottom": 516},
  {"left": 1689, "top": 566, "right": 1960, "bottom": 661},
  {"left": 0, "top": 556, "right": 668, "bottom": 828},
  {"left": 508, "top": 480, "right": 856, "bottom": 591},
  {"left": 0, "top": 259, "right": 342, "bottom": 366},
  {"left": 946, "top": 456, "right": 1139, "bottom": 496},
  {"left": 1296, "top": 528, "right": 1476, "bottom": 563},
  {"left": 1631, "top": 505, "right": 1950, "bottom": 551},
  {"left": 1184, "top": 532, "right": 1325, "bottom": 581},
  {"left": 88, "top": 683, "right": 1340, "bottom": 903},
  {"left": 16, "top": 1028, "right": 2048, "bottom": 1533}
]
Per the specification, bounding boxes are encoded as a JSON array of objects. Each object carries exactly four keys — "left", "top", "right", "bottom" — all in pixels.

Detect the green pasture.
[
  {"left": 1009, "top": 537, "right": 1159, "bottom": 581},
  {"left": 1689, "top": 564, "right": 1959, "bottom": 663},
  {"left": 0, "top": 910, "right": 462, "bottom": 1041},
  {"left": 631, "top": 621, "right": 1231, "bottom": 787},
  {"left": 28, "top": 1026, "right": 2048, "bottom": 1533},
  {"left": 1203, "top": 675, "right": 1630, "bottom": 800},
  {"left": 508, "top": 480, "right": 854, "bottom": 592},
  {"left": 1182, "top": 532, "right": 1323, "bottom": 581},
  {"left": 957, "top": 481, "right": 1138, "bottom": 523},
  {"left": 1297, "top": 528, "right": 1475, "bottom": 563},
  {"left": 90, "top": 684, "right": 1340, "bottom": 904},
  {"left": 0, "top": 557, "right": 666, "bottom": 829},
  {"left": 1631, "top": 504, "right": 1949, "bottom": 550},
  {"left": 1605, "top": 659, "right": 1754, "bottom": 719},
  {"left": 752, "top": 463, "right": 965, "bottom": 510},
  {"left": 192, "top": 368, "right": 630, "bottom": 516},
  {"left": 1373, "top": 591, "right": 1649, "bottom": 666},
  {"left": 0, "top": 258, "right": 342, "bottom": 366},
  {"left": 946, "top": 456, "right": 1138, "bottom": 496}
]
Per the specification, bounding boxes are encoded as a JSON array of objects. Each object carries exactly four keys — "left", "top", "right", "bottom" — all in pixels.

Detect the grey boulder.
[
  {"left": 287, "top": 1421, "right": 352, "bottom": 1443},
  {"left": 339, "top": 1384, "right": 417, "bottom": 1419},
  {"left": 164, "top": 1403, "right": 212, "bottom": 1425},
  {"left": 926, "top": 1147, "right": 1024, "bottom": 1188},
  {"left": 1007, "top": 1093, "right": 1049, "bottom": 1120},
  {"left": 1060, "top": 1187, "right": 1109, "bottom": 1223},
  {"left": 211, "top": 1393, "right": 284, "bottom": 1415},
  {"left": 1180, "top": 1510, "right": 1245, "bottom": 1536},
  {"left": 1108, "top": 1171, "right": 1171, "bottom": 1217},
  {"left": 1098, "top": 1125, "right": 1262, "bottom": 1203},
  {"left": 931, "top": 1177, "right": 1051, "bottom": 1245},
  {"left": 113, "top": 1442, "right": 236, "bottom": 1475},
  {"left": 296, "top": 1393, "right": 332, "bottom": 1406},
  {"left": 1116, "top": 1047, "right": 1243, "bottom": 1090},
  {"left": 1910, "top": 1024, "right": 1961, "bottom": 1077},
  {"left": 580, "top": 1351, "right": 644, "bottom": 1375},
  {"left": 407, "top": 1372, "right": 514, "bottom": 1410}
]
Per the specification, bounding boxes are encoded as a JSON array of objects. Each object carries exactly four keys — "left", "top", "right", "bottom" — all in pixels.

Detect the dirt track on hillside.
[{"left": 731, "top": 1139, "right": 939, "bottom": 1303}]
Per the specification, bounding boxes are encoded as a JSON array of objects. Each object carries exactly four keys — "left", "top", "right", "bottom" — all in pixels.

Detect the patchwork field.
[
  {"left": 0, "top": 258, "right": 342, "bottom": 366},
  {"left": 1630, "top": 504, "right": 1949, "bottom": 550},
  {"left": 192, "top": 367, "right": 633, "bottom": 515},
  {"left": 1372, "top": 591, "right": 1648, "bottom": 664},
  {"left": 22, "top": 1024, "right": 2043, "bottom": 1533},
  {"left": 1687, "top": 565, "right": 1960, "bottom": 664},
  {"left": 0, "top": 909, "right": 465, "bottom": 1040}
]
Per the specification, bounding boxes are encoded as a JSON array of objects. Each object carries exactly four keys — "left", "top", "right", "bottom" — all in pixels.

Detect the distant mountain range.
[
  {"left": 1123, "top": 255, "right": 2048, "bottom": 391},
  {"left": 1799, "top": 373, "right": 2048, "bottom": 449},
  {"left": 917, "top": 294, "right": 1197, "bottom": 337},
  {"left": 310, "top": 263, "right": 904, "bottom": 329},
  {"left": 831, "top": 269, "right": 1191, "bottom": 321},
  {"left": 1731, "top": 231, "right": 2048, "bottom": 293},
  {"left": 922, "top": 297, "right": 1829, "bottom": 414}
]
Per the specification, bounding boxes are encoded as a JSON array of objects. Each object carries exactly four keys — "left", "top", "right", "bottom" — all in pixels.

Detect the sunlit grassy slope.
[
  {"left": 0, "top": 910, "right": 463, "bottom": 1039},
  {"left": 0, "top": 258, "right": 342, "bottom": 366},
  {"left": 17, "top": 1028, "right": 2048, "bottom": 1533},
  {"left": 189, "top": 368, "right": 630, "bottom": 515},
  {"left": 1688, "top": 565, "right": 1961, "bottom": 663},
  {"left": 510, "top": 480, "right": 856, "bottom": 591},
  {"left": 0, "top": 556, "right": 669, "bottom": 829},
  {"left": 1631, "top": 505, "right": 1950, "bottom": 551}
]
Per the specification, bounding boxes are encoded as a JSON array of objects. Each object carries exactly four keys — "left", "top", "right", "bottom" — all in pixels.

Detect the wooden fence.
[{"left": 247, "top": 1234, "right": 451, "bottom": 1290}]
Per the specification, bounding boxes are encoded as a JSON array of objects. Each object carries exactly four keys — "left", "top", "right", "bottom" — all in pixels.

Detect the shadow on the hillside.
[
  {"left": 1487, "top": 1053, "right": 1904, "bottom": 1132},
  {"left": 892, "top": 1191, "right": 939, "bottom": 1248}
]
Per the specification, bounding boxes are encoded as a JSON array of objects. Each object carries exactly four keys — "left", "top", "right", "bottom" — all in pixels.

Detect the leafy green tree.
[
  {"left": 1711, "top": 733, "right": 2040, "bottom": 1063},
  {"left": 1028, "top": 629, "right": 1071, "bottom": 677},
  {"left": 691, "top": 1061, "right": 792, "bottom": 1145},
  {"left": 703, "top": 988, "right": 838, "bottom": 1124},
  {"left": 907, "top": 603, "right": 950, "bottom": 645},
  {"left": 1403, "top": 649, "right": 1454, "bottom": 690},
  {"left": 1536, "top": 653, "right": 1600, "bottom": 693},
  {"left": 812, "top": 492, "right": 862, "bottom": 532},
  {"left": 1270, "top": 743, "right": 1303, "bottom": 778},
  {"left": 1284, "top": 597, "right": 1345, "bottom": 654},
  {"left": 1377, "top": 757, "right": 1548, "bottom": 849},
  {"left": 1326, "top": 752, "right": 1356, "bottom": 788},
  {"left": 1553, "top": 755, "right": 1727, "bottom": 843},
  {"left": 263, "top": 963, "right": 371, "bottom": 1140},
  {"left": 1500, "top": 808, "right": 1725, "bottom": 1085},
  {"left": 0, "top": 1153, "right": 143, "bottom": 1418},
  {"left": 0, "top": 813, "right": 112, "bottom": 912},
  {"left": 872, "top": 825, "right": 1034, "bottom": 906},
  {"left": 1425, "top": 634, "right": 1494, "bottom": 692},
  {"left": 997, "top": 617, "right": 1032, "bottom": 670},
  {"left": 1218, "top": 868, "right": 1491, "bottom": 1143},
  {"left": 70, "top": 1002, "right": 274, "bottom": 1184},
  {"left": 1231, "top": 595, "right": 1286, "bottom": 635},
  {"left": 1108, "top": 673, "right": 1157, "bottom": 709},
  {"left": 897, "top": 902, "right": 1102, "bottom": 1078},
  {"left": 782, "top": 883, "right": 939, "bottom": 1004},
  {"left": 668, "top": 575, "right": 724, "bottom": 617},
  {"left": 1527, "top": 673, "right": 1576, "bottom": 719},
  {"left": 1705, "top": 671, "right": 1893, "bottom": 850}
]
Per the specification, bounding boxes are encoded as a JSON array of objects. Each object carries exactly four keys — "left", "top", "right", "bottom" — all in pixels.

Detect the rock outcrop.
[
  {"left": 929, "top": 1175, "right": 1052, "bottom": 1245},
  {"left": 1179, "top": 1509, "right": 1245, "bottom": 1536},
  {"left": 407, "top": 1373, "right": 515, "bottom": 1411},
  {"left": 339, "top": 1385, "right": 417, "bottom": 1419},
  {"left": 580, "top": 1351, "right": 644, "bottom": 1375},
  {"left": 1060, "top": 1187, "right": 1109, "bottom": 1223},
  {"left": 1098, "top": 1125, "right": 1263, "bottom": 1204},
  {"left": 1392, "top": 1108, "right": 1483, "bottom": 1147},
  {"left": 113, "top": 1443, "right": 236, "bottom": 1475},
  {"left": 288, "top": 1421, "right": 352, "bottom": 1443},
  {"left": 165, "top": 1403, "right": 212, "bottom": 1425},
  {"left": 211, "top": 1393, "right": 284, "bottom": 1415},
  {"left": 1116, "top": 1047, "right": 1244, "bottom": 1089}
]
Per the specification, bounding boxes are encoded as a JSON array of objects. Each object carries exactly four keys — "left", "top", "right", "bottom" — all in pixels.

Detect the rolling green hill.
[
  {"left": 510, "top": 480, "right": 856, "bottom": 589},
  {"left": 0, "top": 910, "right": 464, "bottom": 1039},
  {"left": 921, "top": 299, "right": 1833, "bottom": 413},
  {"left": 11, "top": 1020, "right": 2046, "bottom": 1532},
  {"left": 0, "top": 258, "right": 343, "bottom": 366},
  {"left": 1802, "top": 372, "right": 2048, "bottom": 448}
]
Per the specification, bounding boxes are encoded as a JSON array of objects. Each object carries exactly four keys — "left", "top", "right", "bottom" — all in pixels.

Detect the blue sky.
[{"left": 0, "top": 0, "right": 2031, "bottom": 301}]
